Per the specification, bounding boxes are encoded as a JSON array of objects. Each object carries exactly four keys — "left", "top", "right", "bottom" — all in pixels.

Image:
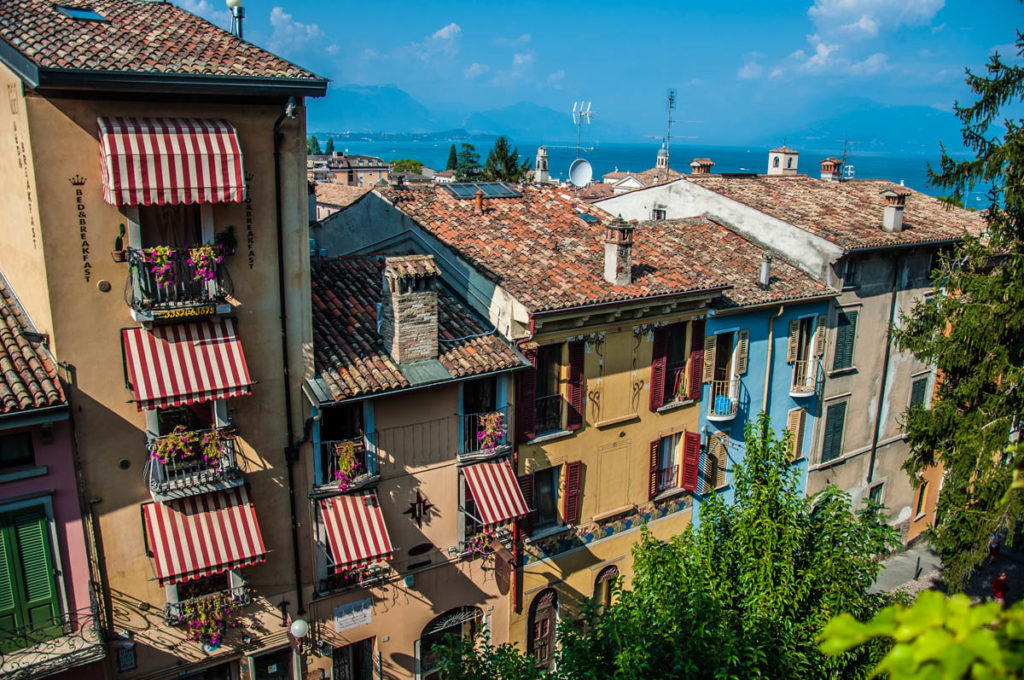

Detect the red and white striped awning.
[
  {"left": 320, "top": 491, "right": 394, "bottom": 573},
  {"left": 143, "top": 486, "right": 267, "bottom": 585},
  {"left": 463, "top": 460, "right": 530, "bottom": 528},
  {"left": 98, "top": 116, "right": 245, "bottom": 206},
  {"left": 122, "top": 319, "right": 253, "bottom": 411}
]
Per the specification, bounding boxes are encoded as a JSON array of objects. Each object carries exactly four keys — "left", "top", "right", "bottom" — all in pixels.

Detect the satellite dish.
[{"left": 568, "top": 158, "right": 593, "bottom": 187}]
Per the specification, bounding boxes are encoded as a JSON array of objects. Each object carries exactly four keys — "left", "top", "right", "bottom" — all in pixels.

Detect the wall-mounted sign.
[
  {"left": 152, "top": 305, "right": 216, "bottom": 320},
  {"left": 334, "top": 597, "right": 371, "bottom": 633}
]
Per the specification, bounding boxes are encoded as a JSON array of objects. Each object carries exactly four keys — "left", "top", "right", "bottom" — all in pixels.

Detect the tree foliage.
[
  {"left": 455, "top": 143, "right": 481, "bottom": 181},
  {"left": 447, "top": 143, "right": 459, "bottom": 171},
  {"left": 325, "top": 137, "right": 335, "bottom": 154},
  {"left": 821, "top": 591, "right": 1024, "bottom": 679},
  {"left": 306, "top": 135, "right": 322, "bottom": 155},
  {"left": 892, "top": 29, "right": 1024, "bottom": 591},
  {"left": 438, "top": 413, "right": 900, "bottom": 680},
  {"left": 391, "top": 158, "right": 424, "bottom": 174},
  {"left": 482, "top": 136, "right": 532, "bottom": 183}
]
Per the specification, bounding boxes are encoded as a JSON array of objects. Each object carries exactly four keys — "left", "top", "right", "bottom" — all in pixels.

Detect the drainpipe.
[
  {"left": 511, "top": 315, "right": 536, "bottom": 615},
  {"left": 867, "top": 255, "right": 903, "bottom": 484},
  {"left": 274, "top": 96, "right": 305, "bottom": 615},
  {"left": 762, "top": 305, "right": 784, "bottom": 417}
]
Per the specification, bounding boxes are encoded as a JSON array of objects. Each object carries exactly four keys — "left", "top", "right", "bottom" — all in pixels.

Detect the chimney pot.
[
  {"left": 474, "top": 188, "right": 484, "bottom": 214},
  {"left": 759, "top": 253, "right": 772, "bottom": 289},
  {"left": 604, "top": 216, "right": 636, "bottom": 286},
  {"left": 380, "top": 255, "right": 440, "bottom": 363},
  {"left": 880, "top": 186, "right": 909, "bottom": 233},
  {"left": 689, "top": 158, "right": 715, "bottom": 175}
]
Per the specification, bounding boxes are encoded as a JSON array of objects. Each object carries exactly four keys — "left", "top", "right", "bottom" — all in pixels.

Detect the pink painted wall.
[{"left": 1, "top": 419, "right": 94, "bottom": 621}]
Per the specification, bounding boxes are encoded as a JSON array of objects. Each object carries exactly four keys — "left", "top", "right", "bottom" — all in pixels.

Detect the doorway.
[
  {"left": 252, "top": 647, "right": 293, "bottom": 680},
  {"left": 332, "top": 637, "right": 373, "bottom": 680}
]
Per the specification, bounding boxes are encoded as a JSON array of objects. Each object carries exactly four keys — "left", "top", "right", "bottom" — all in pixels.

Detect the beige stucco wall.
[{"left": 0, "top": 78, "right": 315, "bottom": 678}]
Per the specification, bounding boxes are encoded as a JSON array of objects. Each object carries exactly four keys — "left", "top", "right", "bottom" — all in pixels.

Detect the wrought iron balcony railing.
[
  {"left": 164, "top": 584, "right": 251, "bottom": 626},
  {"left": 451, "top": 527, "right": 514, "bottom": 558},
  {"left": 316, "top": 564, "right": 390, "bottom": 596},
  {"left": 147, "top": 427, "right": 244, "bottom": 501},
  {"left": 125, "top": 246, "right": 233, "bottom": 318},
  {"left": 317, "top": 433, "right": 379, "bottom": 491},
  {"left": 656, "top": 464, "right": 679, "bottom": 494},
  {"left": 790, "top": 360, "right": 818, "bottom": 397},
  {"left": 460, "top": 406, "right": 511, "bottom": 461},
  {"left": 707, "top": 379, "right": 738, "bottom": 421},
  {"left": 0, "top": 604, "right": 104, "bottom": 679}
]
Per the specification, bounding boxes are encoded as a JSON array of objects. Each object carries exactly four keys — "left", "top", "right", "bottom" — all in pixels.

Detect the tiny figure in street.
[
  {"left": 989, "top": 532, "right": 1002, "bottom": 563},
  {"left": 992, "top": 572, "right": 1009, "bottom": 606}
]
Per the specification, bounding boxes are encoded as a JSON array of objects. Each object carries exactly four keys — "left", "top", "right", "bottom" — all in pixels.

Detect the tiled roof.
[
  {"left": 0, "top": 0, "right": 323, "bottom": 82},
  {"left": 385, "top": 254, "right": 440, "bottom": 279},
  {"left": 0, "top": 277, "right": 65, "bottom": 414},
  {"left": 311, "top": 256, "right": 524, "bottom": 402},
  {"left": 636, "top": 218, "right": 829, "bottom": 309},
  {"left": 315, "top": 183, "right": 371, "bottom": 209},
  {"left": 770, "top": 146, "right": 799, "bottom": 154},
  {"left": 376, "top": 185, "right": 728, "bottom": 313},
  {"left": 577, "top": 183, "right": 614, "bottom": 201},
  {"left": 684, "top": 175, "right": 986, "bottom": 250}
]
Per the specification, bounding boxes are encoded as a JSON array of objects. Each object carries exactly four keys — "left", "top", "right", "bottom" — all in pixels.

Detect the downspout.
[
  {"left": 274, "top": 96, "right": 305, "bottom": 614},
  {"left": 511, "top": 315, "right": 536, "bottom": 615},
  {"left": 762, "top": 305, "right": 785, "bottom": 417},
  {"left": 867, "top": 255, "right": 902, "bottom": 484}
]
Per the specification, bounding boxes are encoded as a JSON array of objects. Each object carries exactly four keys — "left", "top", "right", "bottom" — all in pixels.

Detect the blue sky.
[{"left": 179, "top": 0, "right": 1021, "bottom": 142}]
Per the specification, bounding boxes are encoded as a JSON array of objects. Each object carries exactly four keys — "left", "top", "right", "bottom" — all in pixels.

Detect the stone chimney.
[
  {"left": 767, "top": 146, "right": 799, "bottom": 176},
  {"left": 820, "top": 157, "right": 842, "bottom": 182},
  {"left": 690, "top": 158, "right": 715, "bottom": 175},
  {"left": 603, "top": 217, "right": 635, "bottom": 286},
  {"left": 380, "top": 255, "right": 440, "bottom": 363},
  {"left": 880, "top": 186, "right": 910, "bottom": 233},
  {"left": 535, "top": 146, "right": 549, "bottom": 183}
]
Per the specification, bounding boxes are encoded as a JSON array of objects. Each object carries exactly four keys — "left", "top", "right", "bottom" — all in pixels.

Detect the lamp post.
[
  {"left": 226, "top": 0, "right": 244, "bottom": 39},
  {"left": 289, "top": 617, "right": 309, "bottom": 654}
]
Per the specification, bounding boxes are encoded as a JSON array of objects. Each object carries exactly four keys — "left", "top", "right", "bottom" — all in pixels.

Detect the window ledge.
[
  {"left": 595, "top": 413, "right": 640, "bottom": 429},
  {"left": 913, "top": 512, "right": 928, "bottom": 522},
  {"left": 827, "top": 367, "right": 857, "bottom": 378},
  {"left": 656, "top": 399, "right": 694, "bottom": 414},
  {"left": 525, "top": 524, "right": 571, "bottom": 543},
  {"left": 652, "top": 487, "right": 686, "bottom": 502},
  {"left": 527, "top": 430, "right": 573, "bottom": 446},
  {"left": 0, "top": 466, "right": 47, "bottom": 484},
  {"left": 592, "top": 504, "right": 635, "bottom": 523}
]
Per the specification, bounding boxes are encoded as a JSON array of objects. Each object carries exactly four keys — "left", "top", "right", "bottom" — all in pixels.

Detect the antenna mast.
[
  {"left": 664, "top": 89, "right": 676, "bottom": 182},
  {"left": 571, "top": 101, "right": 593, "bottom": 159}
]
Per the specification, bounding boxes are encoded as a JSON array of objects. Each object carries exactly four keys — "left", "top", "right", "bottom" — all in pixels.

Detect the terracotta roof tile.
[
  {"left": 312, "top": 256, "right": 523, "bottom": 402},
  {"left": 385, "top": 254, "right": 440, "bottom": 279},
  {"left": 315, "top": 183, "right": 371, "bottom": 209},
  {"left": 0, "top": 277, "right": 65, "bottom": 413},
  {"left": 0, "top": 0, "right": 322, "bottom": 81},
  {"left": 377, "top": 185, "right": 728, "bottom": 313},
  {"left": 684, "top": 175, "right": 986, "bottom": 250}
]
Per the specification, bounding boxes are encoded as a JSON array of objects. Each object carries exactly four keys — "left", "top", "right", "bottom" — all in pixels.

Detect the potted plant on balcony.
[
  {"left": 476, "top": 412, "right": 506, "bottom": 452},
  {"left": 333, "top": 440, "right": 362, "bottom": 491},
  {"left": 146, "top": 245, "right": 176, "bottom": 286},
  {"left": 465, "top": 530, "right": 496, "bottom": 556},
  {"left": 150, "top": 425, "right": 195, "bottom": 464},
  {"left": 174, "top": 592, "right": 236, "bottom": 648},
  {"left": 189, "top": 243, "right": 223, "bottom": 282},
  {"left": 111, "top": 223, "right": 126, "bottom": 262}
]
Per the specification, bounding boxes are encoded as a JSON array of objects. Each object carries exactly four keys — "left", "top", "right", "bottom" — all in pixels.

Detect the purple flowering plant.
[
  {"left": 151, "top": 426, "right": 226, "bottom": 465},
  {"left": 145, "top": 245, "right": 175, "bottom": 286},
  {"left": 174, "top": 592, "right": 235, "bottom": 645},
  {"left": 476, "top": 412, "right": 506, "bottom": 452},
  {"left": 188, "top": 243, "right": 223, "bottom": 282},
  {"left": 332, "top": 440, "right": 362, "bottom": 491}
]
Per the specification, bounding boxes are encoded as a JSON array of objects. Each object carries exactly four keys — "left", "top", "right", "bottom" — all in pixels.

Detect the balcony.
[
  {"left": 126, "top": 246, "right": 233, "bottom": 322},
  {"left": 317, "top": 564, "right": 390, "bottom": 596},
  {"left": 165, "top": 584, "right": 251, "bottom": 626},
  {"left": 147, "top": 427, "right": 244, "bottom": 502},
  {"left": 460, "top": 406, "right": 511, "bottom": 463},
  {"left": 534, "top": 394, "right": 564, "bottom": 436},
  {"left": 656, "top": 464, "right": 679, "bottom": 494},
  {"left": 790, "top": 360, "right": 818, "bottom": 398},
  {"left": 316, "top": 434, "right": 379, "bottom": 492},
  {"left": 707, "top": 379, "right": 738, "bottom": 422},
  {"left": 0, "top": 604, "right": 105, "bottom": 680},
  {"left": 451, "top": 527, "right": 514, "bottom": 559}
]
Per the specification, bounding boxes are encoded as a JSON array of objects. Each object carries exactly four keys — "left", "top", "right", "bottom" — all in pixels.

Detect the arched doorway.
[
  {"left": 594, "top": 565, "right": 619, "bottom": 612},
  {"left": 527, "top": 589, "right": 558, "bottom": 669},
  {"left": 417, "top": 606, "right": 483, "bottom": 679}
]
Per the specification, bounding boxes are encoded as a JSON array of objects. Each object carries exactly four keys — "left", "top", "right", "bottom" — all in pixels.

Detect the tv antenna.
[
  {"left": 662, "top": 89, "right": 676, "bottom": 181},
  {"left": 841, "top": 139, "right": 855, "bottom": 181},
  {"left": 571, "top": 101, "right": 593, "bottom": 159}
]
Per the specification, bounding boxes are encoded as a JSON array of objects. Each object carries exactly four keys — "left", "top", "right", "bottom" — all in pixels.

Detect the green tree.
[
  {"left": 306, "top": 135, "right": 322, "bottom": 155},
  {"left": 439, "top": 414, "right": 900, "bottom": 679},
  {"left": 891, "top": 28, "right": 1024, "bottom": 590},
  {"left": 481, "top": 136, "right": 532, "bottom": 183},
  {"left": 325, "top": 137, "right": 335, "bottom": 155},
  {"left": 447, "top": 143, "right": 459, "bottom": 171},
  {"left": 391, "top": 158, "right": 424, "bottom": 174},
  {"left": 455, "top": 143, "right": 480, "bottom": 181},
  {"left": 821, "top": 591, "right": 1024, "bottom": 679}
]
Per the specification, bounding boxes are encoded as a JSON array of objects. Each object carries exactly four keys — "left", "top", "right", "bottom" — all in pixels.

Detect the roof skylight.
[{"left": 55, "top": 5, "right": 109, "bottom": 22}]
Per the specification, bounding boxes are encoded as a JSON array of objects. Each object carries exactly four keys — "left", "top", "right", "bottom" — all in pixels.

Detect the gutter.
[
  {"left": 511, "top": 315, "right": 537, "bottom": 616},
  {"left": 529, "top": 285, "right": 730, "bottom": 319},
  {"left": 34, "top": 68, "right": 328, "bottom": 98},
  {"left": 762, "top": 305, "right": 785, "bottom": 417},
  {"left": 0, "top": 403, "right": 69, "bottom": 429},
  {"left": 843, "top": 237, "right": 961, "bottom": 255}
]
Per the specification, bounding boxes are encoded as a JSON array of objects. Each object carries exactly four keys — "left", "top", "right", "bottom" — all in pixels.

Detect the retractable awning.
[
  {"left": 463, "top": 460, "right": 530, "bottom": 528},
  {"left": 143, "top": 487, "right": 267, "bottom": 585},
  {"left": 320, "top": 491, "right": 394, "bottom": 573},
  {"left": 98, "top": 116, "right": 245, "bottom": 206},
  {"left": 121, "top": 319, "right": 253, "bottom": 411}
]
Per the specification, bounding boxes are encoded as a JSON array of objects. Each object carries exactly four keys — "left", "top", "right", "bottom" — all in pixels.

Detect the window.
[
  {"left": 462, "top": 376, "right": 501, "bottom": 454},
  {"left": 910, "top": 376, "right": 930, "bottom": 408},
  {"left": 319, "top": 402, "right": 369, "bottom": 487},
  {"left": 820, "top": 401, "right": 848, "bottom": 463},
  {"left": 156, "top": 404, "right": 214, "bottom": 436},
  {"left": 915, "top": 482, "right": 928, "bottom": 517},
  {"left": 706, "top": 331, "right": 743, "bottom": 418},
  {"left": 773, "top": 156, "right": 780, "bottom": 168},
  {"left": 56, "top": 5, "right": 108, "bottom": 21},
  {"left": 535, "top": 345, "right": 564, "bottom": 435},
  {"left": 869, "top": 483, "right": 884, "bottom": 504},
  {"left": 652, "top": 208, "right": 667, "bottom": 221},
  {"left": 788, "top": 317, "right": 822, "bottom": 394},
  {"left": 655, "top": 433, "right": 680, "bottom": 493},
  {"left": 419, "top": 607, "right": 482, "bottom": 679},
  {"left": 664, "top": 323, "right": 690, "bottom": 404},
  {"left": 0, "top": 433, "right": 34, "bottom": 471},
  {"left": 594, "top": 566, "right": 618, "bottom": 613},
  {"left": 831, "top": 310, "right": 859, "bottom": 371},
  {"left": 787, "top": 157, "right": 793, "bottom": 169},
  {"left": 0, "top": 505, "right": 61, "bottom": 646},
  {"left": 527, "top": 590, "right": 557, "bottom": 669},
  {"left": 843, "top": 259, "right": 858, "bottom": 287},
  {"left": 533, "top": 467, "right": 559, "bottom": 529}
]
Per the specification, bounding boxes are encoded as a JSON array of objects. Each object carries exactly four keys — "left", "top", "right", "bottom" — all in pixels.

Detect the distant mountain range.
[{"left": 308, "top": 86, "right": 965, "bottom": 156}]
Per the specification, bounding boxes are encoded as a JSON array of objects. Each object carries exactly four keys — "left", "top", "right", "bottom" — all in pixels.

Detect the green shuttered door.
[{"left": 0, "top": 506, "right": 60, "bottom": 649}]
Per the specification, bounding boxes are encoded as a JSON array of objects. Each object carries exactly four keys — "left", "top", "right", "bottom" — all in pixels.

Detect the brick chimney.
[
  {"left": 380, "top": 255, "right": 440, "bottom": 363},
  {"left": 820, "top": 157, "right": 842, "bottom": 182},
  {"left": 474, "top": 188, "right": 484, "bottom": 214},
  {"left": 880, "top": 186, "right": 910, "bottom": 233},
  {"left": 690, "top": 158, "right": 715, "bottom": 175},
  {"left": 604, "top": 217, "right": 635, "bottom": 286}
]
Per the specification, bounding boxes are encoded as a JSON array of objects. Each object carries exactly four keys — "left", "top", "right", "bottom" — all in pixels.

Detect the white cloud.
[
  {"left": 325, "top": 44, "right": 341, "bottom": 55},
  {"left": 841, "top": 14, "right": 878, "bottom": 37},
  {"left": 848, "top": 52, "right": 890, "bottom": 75},
  {"left": 738, "top": 61, "right": 764, "bottom": 79},
  {"left": 432, "top": 22, "right": 461, "bottom": 41},
  {"left": 268, "top": 7, "right": 325, "bottom": 54},
  {"left": 808, "top": 0, "right": 944, "bottom": 37},
  {"left": 496, "top": 33, "right": 531, "bottom": 47},
  {"left": 798, "top": 37, "right": 840, "bottom": 72},
  {"left": 464, "top": 62, "right": 490, "bottom": 79},
  {"left": 177, "top": 0, "right": 229, "bottom": 28},
  {"left": 411, "top": 22, "right": 462, "bottom": 60},
  {"left": 545, "top": 69, "right": 566, "bottom": 88},
  {"left": 513, "top": 52, "right": 534, "bottom": 66},
  {"left": 491, "top": 50, "right": 536, "bottom": 86}
]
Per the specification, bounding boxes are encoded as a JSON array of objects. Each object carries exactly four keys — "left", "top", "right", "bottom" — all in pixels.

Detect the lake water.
[{"left": 324, "top": 139, "right": 985, "bottom": 203}]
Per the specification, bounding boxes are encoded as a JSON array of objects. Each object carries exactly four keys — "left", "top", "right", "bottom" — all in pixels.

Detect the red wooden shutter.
[
  {"left": 688, "top": 319, "right": 705, "bottom": 400},
  {"left": 681, "top": 432, "right": 701, "bottom": 492},
  {"left": 562, "top": 461, "right": 583, "bottom": 525},
  {"left": 517, "top": 473, "right": 535, "bottom": 533},
  {"left": 649, "top": 327, "right": 668, "bottom": 411},
  {"left": 566, "top": 341, "right": 585, "bottom": 431},
  {"left": 648, "top": 440, "right": 661, "bottom": 500},
  {"left": 517, "top": 347, "right": 538, "bottom": 443}
]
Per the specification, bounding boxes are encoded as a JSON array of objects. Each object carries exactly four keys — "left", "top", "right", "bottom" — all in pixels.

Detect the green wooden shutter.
[
  {"left": 832, "top": 311, "right": 858, "bottom": 370},
  {"left": 821, "top": 402, "right": 847, "bottom": 463},
  {"left": 0, "top": 526, "right": 16, "bottom": 633},
  {"left": 12, "top": 507, "right": 59, "bottom": 632},
  {"left": 910, "top": 377, "right": 929, "bottom": 407}
]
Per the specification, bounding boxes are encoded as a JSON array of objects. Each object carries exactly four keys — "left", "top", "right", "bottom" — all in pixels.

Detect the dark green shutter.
[
  {"left": 821, "top": 402, "right": 847, "bottom": 463},
  {"left": 0, "top": 528, "right": 16, "bottom": 633},
  {"left": 0, "top": 507, "right": 60, "bottom": 648},
  {"left": 832, "top": 311, "right": 859, "bottom": 370},
  {"left": 910, "top": 378, "right": 928, "bottom": 407}
]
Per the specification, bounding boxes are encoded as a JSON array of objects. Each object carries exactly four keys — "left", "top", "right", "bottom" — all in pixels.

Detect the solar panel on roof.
[
  {"left": 446, "top": 184, "right": 479, "bottom": 198},
  {"left": 444, "top": 182, "right": 522, "bottom": 199},
  {"left": 56, "top": 5, "right": 109, "bottom": 21}
]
